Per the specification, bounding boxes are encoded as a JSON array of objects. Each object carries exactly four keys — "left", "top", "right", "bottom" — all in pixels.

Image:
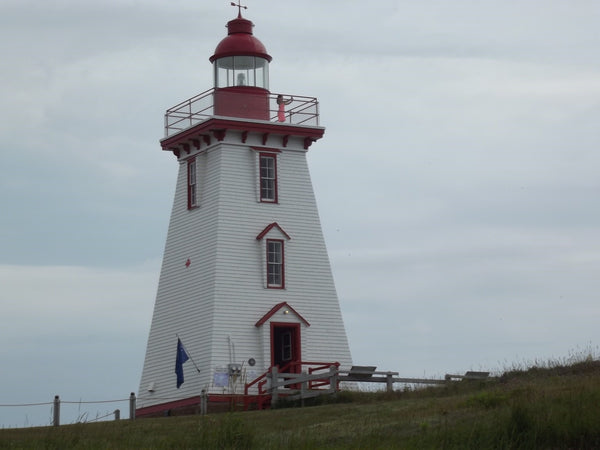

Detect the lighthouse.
[{"left": 137, "top": 7, "right": 352, "bottom": 415}]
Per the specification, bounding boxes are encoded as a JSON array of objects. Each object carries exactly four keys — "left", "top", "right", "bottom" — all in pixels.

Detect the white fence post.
[
  {"left": 270, "top": 366, "right": 279, "bottom": 407},
  {"left": 330, "top": 366, "right": 339, "bottom": 394},
  {"left": 129, "top": 392, "right": 136, "bottom": 420},
  {"left": 386, "top": 373, "right": 395, "bottom": 392},
  {"left": 301, "top": 371, "right": 308, "bottom": 407},
  {"left": 53, "top": 395, "right": 60, "bottom": 427}
]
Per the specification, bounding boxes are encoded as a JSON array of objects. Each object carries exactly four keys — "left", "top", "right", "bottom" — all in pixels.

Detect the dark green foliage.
[
  {"left": 466, "top": 391, "right": 508, "bottom": 409},
  {"left": 197, "top": 414, "right": 255, "bottom": 449}
]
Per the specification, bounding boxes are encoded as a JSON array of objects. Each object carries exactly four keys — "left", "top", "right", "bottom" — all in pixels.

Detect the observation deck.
[{"left": 164, "top": 88, "right": 320, "bottom": 137}]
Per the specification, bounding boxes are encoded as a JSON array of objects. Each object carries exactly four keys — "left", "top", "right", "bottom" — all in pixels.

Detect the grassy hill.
[{"left": 2, "top": 359, "right": 599, "bottom": 449}]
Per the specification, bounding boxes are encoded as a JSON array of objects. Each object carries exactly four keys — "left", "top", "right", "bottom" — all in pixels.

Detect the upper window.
[
  {"left": 260, "top": 153, "right": 277, "bottom": 203},
  {"left": 187, "top": 158, "right": 197, "bottom": 209},
  {"left": 266, "top": 239, "right": 284, "bottom": 288}
]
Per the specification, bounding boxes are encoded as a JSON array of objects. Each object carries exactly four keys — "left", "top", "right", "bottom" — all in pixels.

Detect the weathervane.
[{"left": 230, "top": 1, "right": 248, "bottom": 17}]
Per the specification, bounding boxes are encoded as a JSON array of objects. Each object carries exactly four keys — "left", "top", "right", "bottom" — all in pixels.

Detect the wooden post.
[
  {"left": 114, "top": 409, "right": 120, "bottom": 420},
  {"left": 301, "top": 371, "right": 308, "bottom": 407},
  {"left": 200, "top": 389, "right": 208, "bottom": 415},
  {"left": 53, "top": 395, "right": 60, "bottom": 427},
  {"left": 129, "top": 392, "right": 136, "bottom": 420},
  {"left": 270, "top": 366, "right": 279, "bottom": 407},
  {"left": 330, "top": 366, "right": 339, "bottom": 395},
  {"left": 386, "top": 372, "right": 394, "bottom": 393}
]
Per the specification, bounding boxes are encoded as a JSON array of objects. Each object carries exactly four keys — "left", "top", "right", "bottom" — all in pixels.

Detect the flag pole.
[{"left": 176, "top": 334, "right": 201, "bottom": 374}]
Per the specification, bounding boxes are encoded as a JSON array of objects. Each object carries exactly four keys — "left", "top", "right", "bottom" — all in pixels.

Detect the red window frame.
[
  {"left": 266, "top": 239, "right": 284, "bottom": 289},
  {"left": 259, "top": 153, "right": 278, "bottom": 203},
  {"left": 187, "top": 158, "right": 197, "bottom": 209}
]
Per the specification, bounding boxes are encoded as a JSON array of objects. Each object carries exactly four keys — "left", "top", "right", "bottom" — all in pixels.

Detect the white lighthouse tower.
[{"left": 137, "top": 7, "right": 352, "bottom": 416}]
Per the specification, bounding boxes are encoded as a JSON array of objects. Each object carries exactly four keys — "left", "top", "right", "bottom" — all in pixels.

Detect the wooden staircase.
[{"left": 243, "top": 361, "right": 340, "bottom": 410}]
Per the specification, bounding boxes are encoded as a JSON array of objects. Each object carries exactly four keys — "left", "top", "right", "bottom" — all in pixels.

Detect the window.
[
  {"left": 266, "top": 239, "right": 284, "bottom": 288},
  {"left": 214, "top": 56, "right": 269, "bottom": 89},
  {"left": 256, "top": 223, "right": 290, "bottom": 289},
  {"left": 260, "top": 154, "right": 277, "bottom": 202},
  {"left": 187, "top": 158, "right": 197, "bottom": 209},
  {"left": 281, "top": 331, "right": 292, "bottom": 361}
]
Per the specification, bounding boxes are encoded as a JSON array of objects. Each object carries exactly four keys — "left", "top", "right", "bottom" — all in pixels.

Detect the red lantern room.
[
  {"left": 210, "top": 12, "right": 272, "bottom": 120},
  {"left": 160, "top": 6, "right": 322, "bottom": 151}
]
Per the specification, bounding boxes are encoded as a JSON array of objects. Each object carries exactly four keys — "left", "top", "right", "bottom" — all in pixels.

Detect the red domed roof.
[{"left": 209, "top": 16, "right": 272, "bottom": 62}]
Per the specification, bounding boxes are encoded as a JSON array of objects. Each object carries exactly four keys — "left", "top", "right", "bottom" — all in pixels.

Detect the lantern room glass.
[{"left": 214, "top": 56, "right": 269, "bottom": 89}]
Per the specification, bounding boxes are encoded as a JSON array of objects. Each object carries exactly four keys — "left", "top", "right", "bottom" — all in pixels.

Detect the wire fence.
[
  {"left": 0, "top": 393, "right": 214, "bottom": 428},
  {"left": 0, "top": 394, "right": 137, "bottom": 428}
]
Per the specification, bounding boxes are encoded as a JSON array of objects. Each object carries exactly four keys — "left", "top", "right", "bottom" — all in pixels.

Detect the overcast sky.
[{"left": 1, "top": 0, "right": 599, "bottom": 427}]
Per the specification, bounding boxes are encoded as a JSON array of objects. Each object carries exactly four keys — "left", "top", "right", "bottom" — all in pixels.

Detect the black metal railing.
[{"left": 164, "top": 88, "right": 320, "bottom": 136}]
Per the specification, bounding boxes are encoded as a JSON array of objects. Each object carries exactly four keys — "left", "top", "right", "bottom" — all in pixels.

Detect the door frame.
[{"left": 270, "top": 322, "right": 301, "bottom": 372}]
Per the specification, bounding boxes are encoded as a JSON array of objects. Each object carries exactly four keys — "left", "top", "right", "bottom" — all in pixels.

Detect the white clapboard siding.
[{"left": 137, "top": 130, "right": 352, "bottom": 408}]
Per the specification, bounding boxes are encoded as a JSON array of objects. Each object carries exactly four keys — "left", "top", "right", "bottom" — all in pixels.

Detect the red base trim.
[
  {"left": 135, "top": 394, "right": 265, "bottom": 418},
  {"left": 136, "top": 395, "right": 202, "bottom": 418}
]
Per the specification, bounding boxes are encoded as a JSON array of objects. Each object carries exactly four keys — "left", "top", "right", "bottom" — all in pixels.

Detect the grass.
[{"left": 2, "top": 358, "right": 600, "bottom": 449}]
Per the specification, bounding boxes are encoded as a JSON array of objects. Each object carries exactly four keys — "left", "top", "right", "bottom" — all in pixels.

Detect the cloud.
[
  {"left": 0, "top": 262, "right": 157, "bottom": 339},
  {"left": 0, "top": 262, "right": 158, "bottom": 426}
]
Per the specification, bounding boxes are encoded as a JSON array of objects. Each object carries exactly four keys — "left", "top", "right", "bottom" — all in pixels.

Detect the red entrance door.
[{"left": 271, "top": 323, "right": 301, "bottom": 372}]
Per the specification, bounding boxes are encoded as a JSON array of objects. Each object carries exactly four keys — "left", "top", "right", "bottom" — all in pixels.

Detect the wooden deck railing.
[{"left": 243, "top": 363, "right": 490, "bottom": 410}]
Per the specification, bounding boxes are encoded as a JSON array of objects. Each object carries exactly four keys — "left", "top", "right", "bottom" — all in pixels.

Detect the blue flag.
[{"left": 175, "top": 338, "right": 189, "bottom": 388}]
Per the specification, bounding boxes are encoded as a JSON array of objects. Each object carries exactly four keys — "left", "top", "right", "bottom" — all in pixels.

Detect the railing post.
[
  {"left": 301, "top": 371, "right": 308, "bottom": 407},
  {"left": 386, "top": 373, "right": 394, "bottom": 393},
  {"left": 114, "top": 409, "right": 120, "bottom": 420},
  {"left": 270, "top": 366, "right": 279, "bottom": 407},
  {"left": 200, "top": 389, "right": 208, "bottom": 416},
  {"left": 330, "top": 366, "right": 339, "bottom": 394},
  {"left": 129, "top": 392, "right": 136, "bottom": 420},
  {"left": 53, "top": 395, "right": 60, "bottom": 427}
]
